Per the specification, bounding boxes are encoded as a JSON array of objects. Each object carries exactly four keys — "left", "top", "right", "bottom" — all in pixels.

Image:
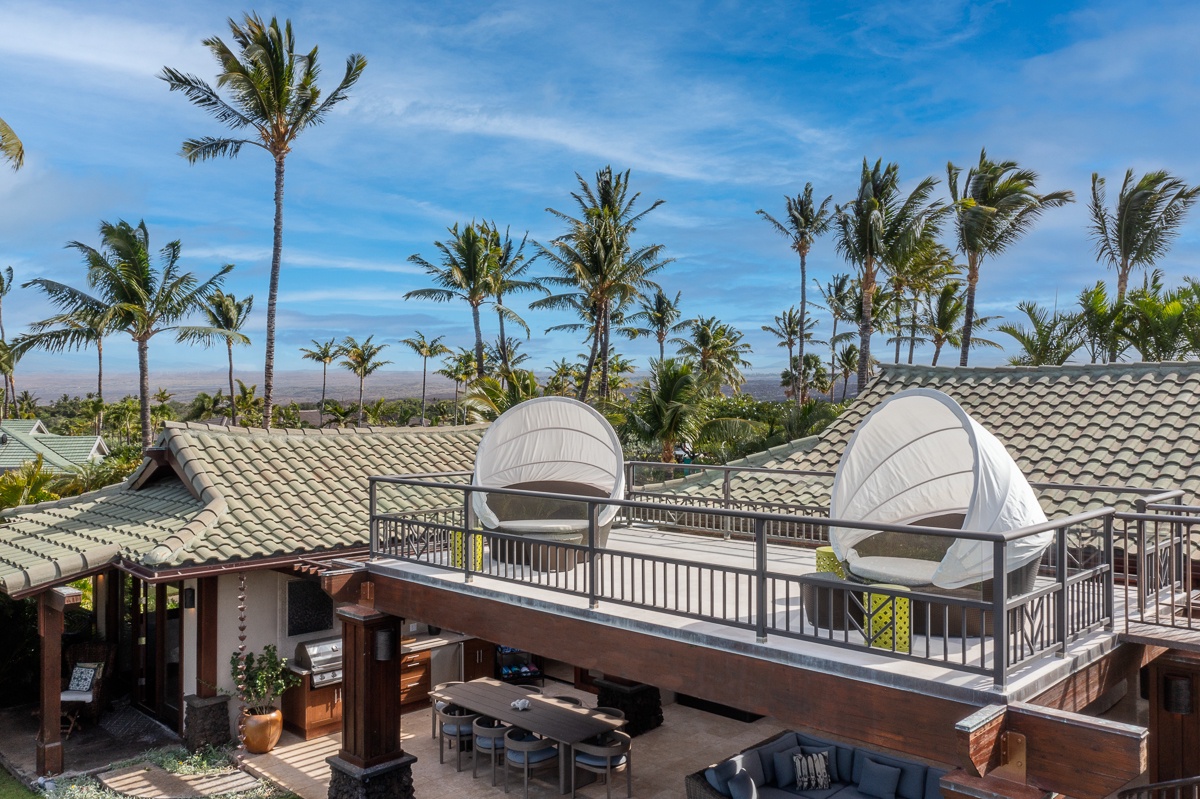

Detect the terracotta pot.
[{"left": 242, "top": 708, "right": 283, "bottom": 754}]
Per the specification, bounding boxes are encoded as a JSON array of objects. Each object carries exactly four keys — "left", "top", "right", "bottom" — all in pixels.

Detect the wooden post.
[
  {"left": 195, "top": 577, "right": 219, "bottom": 698},
  {"left": 37, "top": 587, "right": 80, "bottom": 776},
  {"left": 335, "top": 604, "right": 403, "bottom": 767}
]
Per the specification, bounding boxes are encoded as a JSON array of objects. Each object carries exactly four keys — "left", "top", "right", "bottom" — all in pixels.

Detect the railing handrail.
[
  {"left": 625, "top": 460, "right": 837, "bottom": 480},
  {"left": 1117, "top": 774, "right": 1200, "bottom": 799},
  {"left": 370, "top": 473, "right": 1106, "bottom": 545}
]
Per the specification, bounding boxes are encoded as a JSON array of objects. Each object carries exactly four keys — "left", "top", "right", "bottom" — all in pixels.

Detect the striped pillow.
[{"left": 793, "top": 751, "right": 830, "bottom": 791}]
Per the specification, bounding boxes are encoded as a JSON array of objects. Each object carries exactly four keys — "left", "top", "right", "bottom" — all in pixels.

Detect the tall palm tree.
[
  {"left": 177, "top": 290, "right": 253, "bottom": 424},
  {"left": 921, "top": 282, "right": 1003, "bottom": 366},
  {"left": 299, "top": 338, "right": 343, "bottom": 425},
  {"left": 626, "top": 358, "right": 705, "bottom": 463},
  {"left": 0, "top": 341, "right": 12, "bottom": 424},
  {"left": 406, "top": 223, "right": 494, "bottom": 378},
  {"left": 1089, "top": 169, "right": 1200, "bottom": 304},
  {"left": 535, "top": 167, "right": 669, "bottom": 402},
  {"left": 436, "top": 348, "right": 476, "bottom": 424},
  {"left": 757, "top": 184, "right": 833, "bottom": 376},
  {"left": 544, "top": 358, "right": 580, "bottom": 397},
  {"left": 887, "top": 242, "right": 958, "bottom": 364},
  {"left": 997, "top": 301, "right": 1082, "bottom": 366},
  {"left": 0, "top": 266, "right": 16, "bottom": 412},
  {"left": 1076, "top": 282, "right": 1126, "bottom": 363},
  {"left": 835, "top": 159, "right": 946, "bottom": 389},
  {"left": 673, "top": 316, "right": 753, "bottom": 394},
  {"left": 622, "top": 288, "right": 687, "bottom": 361},
  {"left": 949, "top": 149, "right": 1074, "bottom": 365},
  {"left": 480, "top": 221, "right": 541, "bottom": 373},
  {"left": 835, "top": 344, "right": 859, "bottom": 402},
  {"left": 340, "top": 335, "right": 391, "bottom": 424},
  {"left": 400, "top": 331, "right": 450, "bottom": 425},
  {"left": 160, "top": 14, "right": 367, "bottom": 429},
  {"left": 0, "top": 116, "right": 22, "bottom": 170},
  {"left": 816, "top": 273, "right": 855, "bottom": 382},
  {"left": 36, "top": 220, "right": 230, "bottom": 448},
  {"left": 762, "top": 308, "right": 803, "bottom": 404}
]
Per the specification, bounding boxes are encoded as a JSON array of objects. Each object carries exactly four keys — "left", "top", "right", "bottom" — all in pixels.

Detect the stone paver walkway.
[{"left": 98, "top": 764, "right": 258, "bottom": 799}]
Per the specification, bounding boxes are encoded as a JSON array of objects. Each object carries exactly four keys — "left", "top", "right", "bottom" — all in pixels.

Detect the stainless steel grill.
[{"left": 294, "top": 636, "right": 343, "bottom": 688}]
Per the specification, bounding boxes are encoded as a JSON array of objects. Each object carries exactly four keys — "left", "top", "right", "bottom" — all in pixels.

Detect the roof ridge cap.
[{"left": 142, "top": 432, "right": 228, "bottom": 566}]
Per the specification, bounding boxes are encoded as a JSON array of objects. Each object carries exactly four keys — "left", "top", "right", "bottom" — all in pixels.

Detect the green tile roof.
[
  {"left": 0, "top": 422, "right": 107, "bottom": 474},
  {"left": 0, "top": 422, "right": 487, "bottom": 595},
  {"left": 664, "top": 362, "right": 1200, "bottom": 515}
]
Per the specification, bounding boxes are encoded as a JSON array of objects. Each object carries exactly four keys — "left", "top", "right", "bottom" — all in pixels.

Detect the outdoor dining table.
[{"left": 431, "top": 677, "right": 626, "bottom": 794}]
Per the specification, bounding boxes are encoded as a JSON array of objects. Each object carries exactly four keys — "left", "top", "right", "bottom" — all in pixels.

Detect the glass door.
[{"left": 132, "top": 579, "right": 184, "bottom": 732}]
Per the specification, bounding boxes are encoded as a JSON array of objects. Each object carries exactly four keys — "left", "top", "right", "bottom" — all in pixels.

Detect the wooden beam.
[
  {"left": 939, "top": 769, "right": 1049, "bottom": 799},
  {"left": 195, "top": 577, "right": 219, "bottom": 699},
  {"left": 1030, "top": 642, "right": 1165, "bottom": 713},
  {"left": 1008, "top": 702, "right": 1147, "bottom": 798},
  {"left": 321, "top": 567, "right": 370, "bottom": 604},
  {"left": 373, "top": 576, "right": 975, "bottom": 764},
  {"left": 955, "top": 704, "right": 1006, "bottom": 778},
  {"left": 36, "top": 590, "right": 65, "bottom": 775}
]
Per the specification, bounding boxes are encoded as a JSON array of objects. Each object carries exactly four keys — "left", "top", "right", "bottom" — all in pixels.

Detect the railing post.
[
  {"left": 1104, "top": 513, "right": 1115, "bottom": 631},
  {"left": 1056, "top": 525, "right": 1069, "bottom": 655},
  {"left": 369, "top": 479, "right": 379, "bottom": 555},
  {"left": 992, "top": 539, "right": 1007, "bottom": 689},
  {"left": 722, "top": 470, "right": 733, "bottom": 541},
  {"left": 755, "top": 518, "right": 767, "bottom": 643},
  {"left": 463, "top": 488, "right": 473, "bottom": 583},
  {"left": 1135, "top": 498, "right": 1148, "bottom": 615},
  {"left": 588, "top": 501, "right": 599, "bottom": 610}
]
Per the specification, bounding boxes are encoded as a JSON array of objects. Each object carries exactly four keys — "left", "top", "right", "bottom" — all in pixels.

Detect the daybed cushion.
[
  {"left": 729, "top": 771, "right": 758, "bottom": 799},
  {"left": 924, "top": 768, "right": 947, "bottom": 799},
  {"left": 755, "top": 733, "right": 800, "bottom": 784},
  {"left": 796, "top": 733, "right": 853, "bottom": 782},
  {"left": 707, "top": 751, "right": 767, "bottom": 795},
  {"left": 495, "top": 519, "right": 590, "bottom": 534},
  {"left": 847, "top": 556, "right": 940, "bottom": 587},
  {"left": 772, "top": 747, "right": 804, "bottom": 789},
  {"left": 852, "top": 751, "right": 927, "bottom": 799},
  {"left": 858, "top": 759, "right": 902, "bottom": 799}
]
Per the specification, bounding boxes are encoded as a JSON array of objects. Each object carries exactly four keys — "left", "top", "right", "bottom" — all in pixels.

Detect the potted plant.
[{"left": 230, "top": 645, "right": 300, "bottom": 753}]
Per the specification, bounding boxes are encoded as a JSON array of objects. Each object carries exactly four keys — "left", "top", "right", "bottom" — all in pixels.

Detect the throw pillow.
[
  {"left": 793, "top": 751, "right": 831, "bottom": 791},
  {"left": 859, "top": 758, "right": 902, "bottom": 799},
  {"left": 68, "top": 664, "right": 98, "bottom": 693},
  {"left": 772, "top": 746, "right": 804, "bottom": 788},
  {"left": 704, "top": 759, "right": 741, "bottom": 797},
  {"left": 728, "top": 770, "right": 757, "bottom": 799},
  {"left": 801, "top": 745, "right": 840, "bottom": 783}
]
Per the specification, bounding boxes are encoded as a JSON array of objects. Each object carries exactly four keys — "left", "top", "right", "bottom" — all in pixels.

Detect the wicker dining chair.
[{"left": 572, "top": 730, "right": 632, "bottom": 799}]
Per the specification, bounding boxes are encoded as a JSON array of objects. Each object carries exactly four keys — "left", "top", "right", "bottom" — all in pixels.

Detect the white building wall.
[{"left": 182, "top": 578, "right": 197, "bottom": 698}]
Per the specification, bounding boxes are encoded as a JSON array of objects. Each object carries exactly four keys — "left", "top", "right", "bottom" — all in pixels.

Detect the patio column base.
[
  {"left": 184, "top": 694, "right": 231, "bottom": 752},
  {"left": 326, "top": 753, "right": 416, "bottom": 799}
]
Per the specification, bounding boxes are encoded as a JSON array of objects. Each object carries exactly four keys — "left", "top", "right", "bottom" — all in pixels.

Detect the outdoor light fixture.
[
  {"left": 182, "top": 587, "right": 196, "bottom": 609},
  {"left": 374, "top": 628, "right": 395, "bottom": 662},
  {"left": 1164, "top": 675, "right": 1194, "bottom": 715}
]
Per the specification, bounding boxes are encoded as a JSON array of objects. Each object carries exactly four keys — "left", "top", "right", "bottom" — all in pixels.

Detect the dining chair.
[
  {"left": 572, "top": 730, "right": 632, "bottom": 799},
  {"left": 554, "top": 695, "right": 585, "bottom": 706},
  {"left": 515, "top": 685, "right": 543, "bottom": 694},
  {"left": 436, "top": 705, "right": 479, "bottom": 772},
  {"left": 504, "top": 727, "right": 559, "bottom": 799},
  {"left": 473, "top": 716, "right": 508, "bottom": 785},
  {"left": 430, "top": 681, "right": 463, "bottom": 738},
  {"left": 594, "top": 706, "right": 625, "bottom": 720}
]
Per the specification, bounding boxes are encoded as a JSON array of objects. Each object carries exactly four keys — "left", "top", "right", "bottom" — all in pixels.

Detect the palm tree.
[
  {"left": 0, "top": 266, "right": 16, "bottom": 411},
  {"left": 177, "top": 290, "right": 253, "bottom": 424},
  {"left": 887, "top": 242, "right": 958, "bottom": 364},
  {"left": 622, "top": 289, "right": 687, "bottom": 361},
  {"left": 997, "top": 301, "right": 1083, "bottom": 366},
  {"left": 535, "top": 167, "right": 669, "bottom": 401},
  {"left": 1076, "top": 282, "right": 1126, "bottom": 363},
  {"left": 160, "top": 14, "right": 367, "bottom": 429},
  {"left": 948, "top": 149, "right": 1074, "bottom": 365},
  {"left": 0, "top": 116, "right": 22, "bottom": 170},
  {"left": 757, "top": 184, "right": 833, "bottom": 377},
  {"left": 762, "top": 308, "right": 803, "bottom": 404},
  {"left": 480, "top": 221, "right": 540, "bottom": 373},
  {"left": 186, "top": 391, "right": 224, "bottom": 422},
  {"left": 816, "top": 273, "right": 856, "bottom": 382},
  {"left": 921, "top": 282, "right": 1003, "bottom": 366},
  {"left": 231, "top": 379, "right": 264, "bottom": 425},
  {"left": 0, "top": 341, "right": 12, "bottom": 423},
  {"left": 544, "top": 358, "right": 580, "bottom": 397},
  {"left": 1089, "top": 169, "right": 1199, "bottom": 304},
  {"left": 37, "top": 220, "right": 230, "bottom": 449},
  {"left": 406, "top": 223, "right": 494, "bottom": 378},
  {"left": 340, "top": 335, "right": 391, "bottom": 424},
  {"left": 299, "top": 339, "right": 343, "bottom": 425},
  {"left": 462, "top": 368, "right": 541, "bottom": 422},
  {"left": 0, "top": 455, "right": 59, "bottom": 510},
  {"left": 835, "top": 345, "right": 859, "bottom": 402},
  {"left": 626, "top": 358, "right": 705, "bottom": 463},
  {"left": 400, "top": 331, "right": 451, "bottom": 425},
  {"left": 673, "top": 316, "right": 753, "bottom": 394},
  {"left": 436, "top": 348, "right": 476, "bottom": 424},
  {"left": 1122, "top": 281, "right": 1193, "bottom": 362},
  {"left": 835, "top": 159, "right": 946, "bottom": 389}
]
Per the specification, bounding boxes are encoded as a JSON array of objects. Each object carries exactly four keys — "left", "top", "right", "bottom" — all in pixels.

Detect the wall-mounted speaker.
[
  {"left": 374, "top": 628, "right": 395, "bottom": 662},
  {"left": 1164, "top": 675, "right": 1194, "bottom": 715}
]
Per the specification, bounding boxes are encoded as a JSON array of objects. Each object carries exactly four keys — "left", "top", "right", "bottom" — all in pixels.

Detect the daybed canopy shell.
[
  {"left": 471, "top": 396, "right": 625, "bottom": 529},
  {"left": 829, "top": 388, "right": 1049, "bottom": 589}
]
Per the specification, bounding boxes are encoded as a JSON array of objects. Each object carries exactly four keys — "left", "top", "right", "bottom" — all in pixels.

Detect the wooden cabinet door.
[
  {"left": 399, "top": 649, "right": 431, "bottom": 704},
  {"left": 462, "top": 639, "right": 495, "bottom": 682},
  {"left": 307, "top": 683, "right": 338, "bottom": 725}
]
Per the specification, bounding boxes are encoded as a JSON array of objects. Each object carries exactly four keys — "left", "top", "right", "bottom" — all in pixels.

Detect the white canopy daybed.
[
  {"left": 472, "top": 397, "right": 625, "bottom": 571},
  {"left": 828, "top": 388, "right": 1051, "bottom": 592}
]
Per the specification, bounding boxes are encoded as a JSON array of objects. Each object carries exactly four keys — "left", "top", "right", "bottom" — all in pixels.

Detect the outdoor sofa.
[{"left": 685, "top": 730, "right": 947, "bottom": 799}]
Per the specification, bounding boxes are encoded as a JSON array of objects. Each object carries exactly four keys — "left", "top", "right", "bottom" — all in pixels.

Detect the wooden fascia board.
[
  {"left": 955, "top": 704, "right": 1006, "bottom": 777},
  {"left": 1030, "top": 642, "right": 1165, "bottom": 713}
]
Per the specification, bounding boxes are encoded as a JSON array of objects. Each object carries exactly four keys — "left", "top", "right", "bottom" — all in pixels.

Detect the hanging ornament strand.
[{"left": 235, "top": 570, "right": 248, "bottom": 761}]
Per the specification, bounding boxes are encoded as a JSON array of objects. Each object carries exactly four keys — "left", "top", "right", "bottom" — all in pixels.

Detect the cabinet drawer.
[
  {"left": 400, "top": 650, "right": 430, "bottom": 668},
  {"left": 400, "top": 670, "right": 431, "bottom": 704}
]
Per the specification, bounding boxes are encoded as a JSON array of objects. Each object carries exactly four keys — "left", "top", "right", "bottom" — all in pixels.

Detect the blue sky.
[{"left": 1, "top": 0, "right": 1199, "bottom": 386}]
